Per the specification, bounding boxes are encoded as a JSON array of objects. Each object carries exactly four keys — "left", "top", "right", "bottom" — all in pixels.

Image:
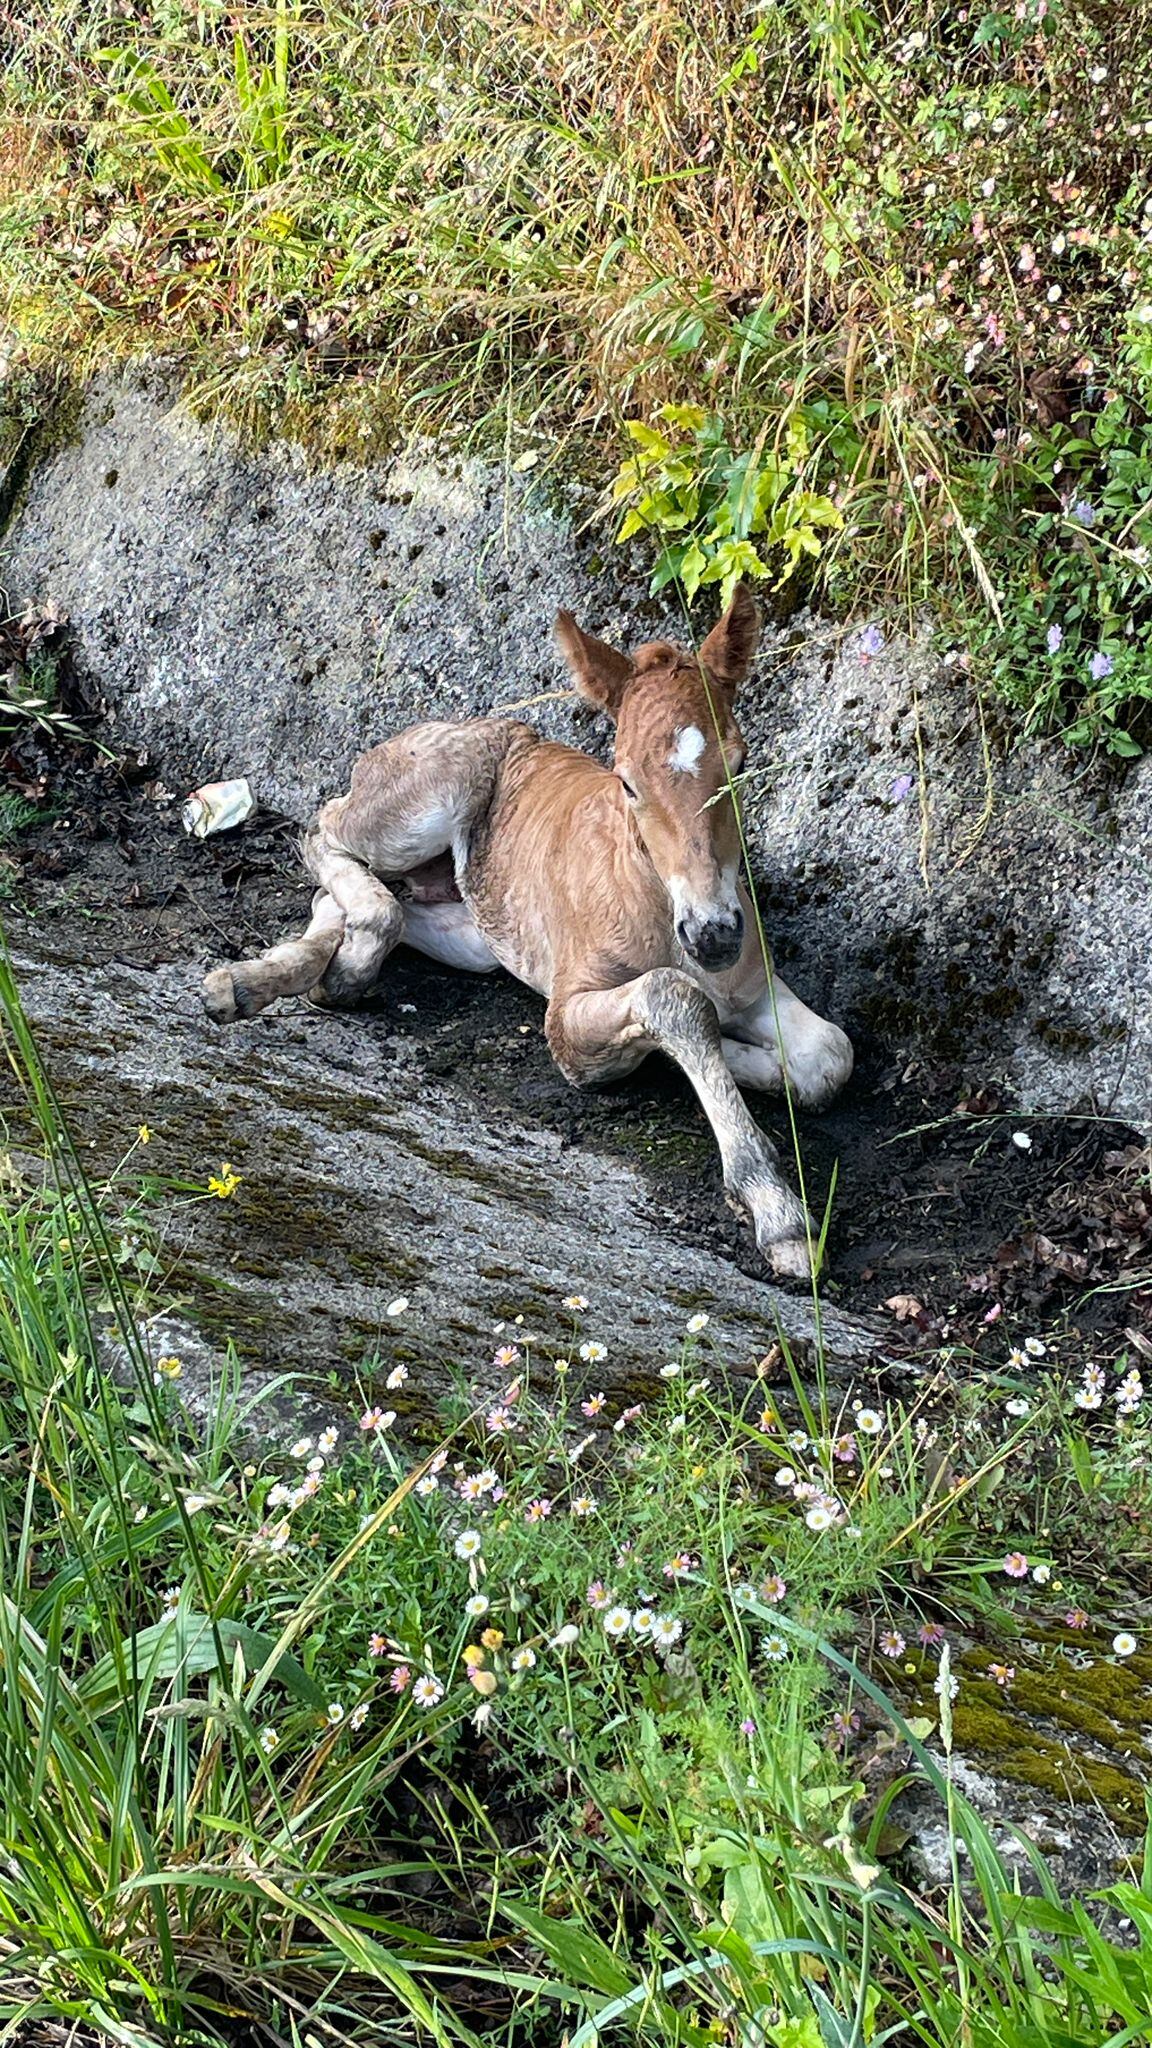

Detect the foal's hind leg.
[
  {"left": 546, "top": 968, "right": 815, "bottom": 1281},
  {"left": 304, "top": 718, "right": 523, "bottom": 1003},
  {"left": 203, "top": 891, "right": 346, "bottom": 1023},
  {"left": 304, "top": 819, "right": 405, "bottom": 1004}
]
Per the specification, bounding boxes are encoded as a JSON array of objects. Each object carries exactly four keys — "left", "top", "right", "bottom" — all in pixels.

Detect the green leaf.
[
  {"left": 80, "top": 1616, "right": 326, "bottom": 1712},
  {"left": 624, "top": 421, "right": 672, "bottom": 458},
  {"left": 679, "top": 540, "right": 709, "bottom": 598},
  {"left": 661, "top": 403, "right": 708, "bottom": 433},
  {"left": 501, "top": 1900, "right": 634, "bottom": 1997},
  {"left": 615, "top": 507, "right": 649, "bottom": 541}
]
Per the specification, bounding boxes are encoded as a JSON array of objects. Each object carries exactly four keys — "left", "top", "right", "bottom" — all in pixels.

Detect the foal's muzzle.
[{"left": 676, "top": 905, "right": 745, "bottom": 972}]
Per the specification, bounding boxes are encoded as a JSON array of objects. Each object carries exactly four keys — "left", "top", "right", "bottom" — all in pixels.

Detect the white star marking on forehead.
[{"left": 668, "top": 724, "right": 707, "bottom": 776}]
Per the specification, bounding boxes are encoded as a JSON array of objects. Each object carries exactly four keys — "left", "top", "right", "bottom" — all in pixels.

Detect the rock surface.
[
  {"left": 3, "top": 367, "right": 1149, "bottom": 1130},
  {"left": 8, "top": 939, "right": 882, "bottom": 1389}
]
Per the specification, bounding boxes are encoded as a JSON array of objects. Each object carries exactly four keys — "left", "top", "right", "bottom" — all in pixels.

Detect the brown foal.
[{"left": 203, "top": 586, "right": 853, "bottom": 1278}]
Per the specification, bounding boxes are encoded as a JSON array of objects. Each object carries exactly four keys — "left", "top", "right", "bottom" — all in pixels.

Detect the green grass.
[
  {"left": 2, "top": 0, "right": 1152, "bottom": 749},
  {"left": 3, "top": 938, "right": 1152, "bottom": 2044}
]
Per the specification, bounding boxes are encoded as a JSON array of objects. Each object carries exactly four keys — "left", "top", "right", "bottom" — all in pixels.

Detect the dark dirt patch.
[{"left": 3, "top": 742, "right": 1149, "bottom": 1366}]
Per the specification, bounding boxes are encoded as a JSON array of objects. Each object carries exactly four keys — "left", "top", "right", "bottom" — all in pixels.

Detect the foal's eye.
[{"left": 617, "top": 773, "right": 639, "bottom": 803}]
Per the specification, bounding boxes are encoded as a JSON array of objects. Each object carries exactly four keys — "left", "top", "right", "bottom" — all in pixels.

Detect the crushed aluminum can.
[{"left": 181, "top": 777, "right": 256, "bottom": 838}]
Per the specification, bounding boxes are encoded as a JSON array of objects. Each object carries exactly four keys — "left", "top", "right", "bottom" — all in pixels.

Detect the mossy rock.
[{"left": 907, "top": 1633, "right": 1152, "bottom": 1833}]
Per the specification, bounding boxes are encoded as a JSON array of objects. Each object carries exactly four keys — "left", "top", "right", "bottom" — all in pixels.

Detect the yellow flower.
[
  {"left": 207, "top": 1163, "right": 241, "bottom": 1199},
  {"left": 480, "top": 1627, "right": 504, "bottom": 1651},
  {"left": 137, "top": 1123, "right": 152, "bottom": 1144},
  {"left": 462, "top": 1644, "right": 486, "bottom": 1668},
  {"left": 155, "top": 1354, "right": 182, "bottom": 1380}
]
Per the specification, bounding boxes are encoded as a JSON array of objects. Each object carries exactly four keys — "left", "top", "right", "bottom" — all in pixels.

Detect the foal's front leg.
[{"left": 546, "top": 968, "right": 815, "bottom": 1280}]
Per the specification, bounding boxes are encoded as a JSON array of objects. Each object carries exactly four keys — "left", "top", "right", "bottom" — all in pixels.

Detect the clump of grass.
[{"left": 3, "top": 1, "right": 1152, "bottom": 748}]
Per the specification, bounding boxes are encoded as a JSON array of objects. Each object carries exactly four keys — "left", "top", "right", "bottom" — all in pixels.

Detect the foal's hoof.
[
  {"left": 766, "top": 1234, "right": 816, "bottom": 1282},
  {"left": 743, "top": 1185, "right": 819, "bottom": 1283},
  {"left": 203, "top": 964, "right": 266, "bottom": 1023},
  {"left": 202, "top": 966, "right": 241, "bottom": 1024}
]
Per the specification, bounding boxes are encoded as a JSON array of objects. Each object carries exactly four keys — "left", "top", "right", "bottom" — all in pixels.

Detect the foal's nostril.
[{"left": 677, "top": 907, "right": 744, "bottom": 970}]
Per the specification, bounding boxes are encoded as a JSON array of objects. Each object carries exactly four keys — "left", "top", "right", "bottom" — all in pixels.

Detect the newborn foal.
[{"left": 203, "top": 587, "right": 853, "bottom": 1277}]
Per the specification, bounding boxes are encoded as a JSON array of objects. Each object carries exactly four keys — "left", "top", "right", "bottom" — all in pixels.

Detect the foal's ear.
[
  {"left": 554, "top": 611, "right": 634, "bottom": 718},
  {"left": 698, "top": 583, "right": 761, "bottom": 695}
]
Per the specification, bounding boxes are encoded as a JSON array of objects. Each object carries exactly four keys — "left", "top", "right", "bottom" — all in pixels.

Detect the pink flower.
[
  {"left": 525, "top": 1498, "right": 553, "bottom": 1523},
  {"left": 1003, "top": 1552, "right": 1029, "bottom": 1579},
  {"left": 1064, "top": 1608, "right": 1089, "bottom": 1630},
  {"left": 663, "top": 1552, "right": 697, "bottom": 1581},
  {"left": 587, "top": 1580, "right": 610, "bottom": 1609},
  {"left": 486, "top": 1406, "right": 514, "bottom": 1434},
  {"left": 359, "top": 1407, "right": 385, "bottom": 1432},
  {"left": 493, "top": 1345, "right": 520, "bottom": 1369},
  {"left": 829, "top": 1708, "right": 860, "bottom": 1750},
  {"left": 833, "top": 1432, "right": 858, "bottom": 1463},
  {"left": 740, "top": 1717, "right": 757, "bottom": 1735},
  {"left": 368, "top": 1632, "right": 387, "bottom": 1657},
  {"left": 760, "top": 1574, "right": 787, "bottom": 1604},
  {"left": 389, "top": 1666, "right": 411, "bottom": 1693},
  {"left": 917, "top": 1622, "right": 945, "bottom": 1648},
  {"left": 581, "top": 1393, "right": 607, "bottom": 1417}
]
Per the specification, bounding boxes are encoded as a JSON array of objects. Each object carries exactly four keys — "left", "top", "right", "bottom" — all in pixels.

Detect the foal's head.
[{"left": 555, "top": 585, "right": 759, "bottom": 972}]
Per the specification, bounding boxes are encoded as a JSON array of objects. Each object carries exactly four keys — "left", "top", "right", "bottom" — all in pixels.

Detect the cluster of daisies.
[
  {"left": 1074, "top": 1358, "right": 1145, "bottom": 1417},
  {"left": 757, "top": 1398, "right": 888, "bottom": 1537}
]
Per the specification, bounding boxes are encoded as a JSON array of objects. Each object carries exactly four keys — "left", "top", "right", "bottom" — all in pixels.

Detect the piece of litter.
[
  {"left": 182, "top": 777, "right": 255, "bottom": 838},
  {"left": 397, "top": 1002, "right": 417, "bottom": 1014},
  {"left": 1011, "top": 1130, "right": 1033, "bottom": 1151}
]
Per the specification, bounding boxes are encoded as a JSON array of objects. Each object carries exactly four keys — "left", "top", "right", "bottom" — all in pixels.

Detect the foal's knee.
[{"left": 634, "top": 966, "right": 719, "bottom": 1049}]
